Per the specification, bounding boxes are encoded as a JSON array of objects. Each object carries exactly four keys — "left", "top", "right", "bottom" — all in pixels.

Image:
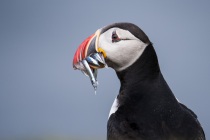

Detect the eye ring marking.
[
  {"left": 111, "top": 30, "right": 130, "bottom": 43},
  {"left": 112, "top": 31, "right": 121, "bottom": 43}
]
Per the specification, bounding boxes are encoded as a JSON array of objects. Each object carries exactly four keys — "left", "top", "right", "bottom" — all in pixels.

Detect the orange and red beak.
[{"left": 73, "top": 29, "right": 106, "bottom": 70}]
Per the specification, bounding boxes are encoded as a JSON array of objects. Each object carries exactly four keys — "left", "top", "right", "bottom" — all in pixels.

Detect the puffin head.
[
  {"left": 73, "top": 22, "right": 152, "bottom": 90},
  {"left": 73, "top": 22, "right": 151, "bottom": 71}
]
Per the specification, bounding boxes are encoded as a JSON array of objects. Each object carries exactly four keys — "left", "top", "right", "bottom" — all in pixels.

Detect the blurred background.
[{"left": 0, "top": 0, "right": 209, "bottom": 139}]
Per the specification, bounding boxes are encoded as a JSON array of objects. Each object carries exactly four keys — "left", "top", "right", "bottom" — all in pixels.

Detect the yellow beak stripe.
[{"left": 98, "top": 47, "right": 107, "bottom": 58}]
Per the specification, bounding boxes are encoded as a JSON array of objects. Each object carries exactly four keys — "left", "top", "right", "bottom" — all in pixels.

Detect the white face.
[{"left": 98, "top": 28, "right": 148, "bottom": 71}]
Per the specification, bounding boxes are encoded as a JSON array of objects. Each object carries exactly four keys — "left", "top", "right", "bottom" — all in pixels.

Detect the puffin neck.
[
  {"left": 115, "top": 44, "right": 179, "bottom": 110},
  {"left": 116, "top": 43, "right": 161, "bottom": 88},
  {"left": 115, "top": 43, "right": 167, "bottom": 108}
]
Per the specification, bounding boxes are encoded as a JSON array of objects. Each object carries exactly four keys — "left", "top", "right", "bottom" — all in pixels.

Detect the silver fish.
[
  {"left": 75, "top": 52, "right": 106, "bottom": 94},
  {"left": 86, "top": 55, "right": 100, "bottom": 68},
  {"left": 90, "top": 53, "right": 106, "bottom": 67},
  {"left": 82, "top": 59, "right": 98, "bottom": 91}
]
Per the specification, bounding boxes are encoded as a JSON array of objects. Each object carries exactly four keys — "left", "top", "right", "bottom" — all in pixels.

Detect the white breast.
[{"left": 108, "top": 97, "right": 119, "bottom": 119}]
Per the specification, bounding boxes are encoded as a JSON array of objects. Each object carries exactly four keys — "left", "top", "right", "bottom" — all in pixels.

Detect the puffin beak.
[
  {"left": 72, "top": 29, "right": 106, "bottom": 92},
  {"left": 73, "top": 29, "right": 106, "bottom": 70}
]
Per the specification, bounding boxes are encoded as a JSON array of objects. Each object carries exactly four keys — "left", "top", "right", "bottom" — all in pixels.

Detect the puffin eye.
[{"left": 112, "top": 31, "right": 121, "bottom": 43}]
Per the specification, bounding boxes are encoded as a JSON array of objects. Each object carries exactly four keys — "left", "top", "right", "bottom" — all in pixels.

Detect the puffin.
[{"left": 73, "top": 22, "right": 205, "bottom": 140}]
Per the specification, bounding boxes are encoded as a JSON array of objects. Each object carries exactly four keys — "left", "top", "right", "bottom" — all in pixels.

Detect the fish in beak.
[{"left": 73, "top": 29, "right": 107, "bottom": 93}]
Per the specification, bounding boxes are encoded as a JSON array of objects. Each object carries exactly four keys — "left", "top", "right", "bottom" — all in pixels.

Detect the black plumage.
[{"left": 106, "top": 23, "right": 205, "bottom": 140}]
